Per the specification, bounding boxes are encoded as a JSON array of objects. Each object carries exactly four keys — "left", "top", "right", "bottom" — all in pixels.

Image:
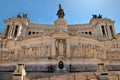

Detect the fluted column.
[
  {"left": 66, "top": 39, "right": 71, "bottom": 58},
  {"left": 10, "top": 26, "right": 14, "bottom": 38},
  {"left": 99, "top": 26, "right": 103, "bottom": 37},
  {"left": 104, "top": 26, "right": 108, "bottom": 37},
  {"left": 12, "top": 26, "right": 15, "bottom": 37},
  {"left": 8, "top": 26, "right": 12, "bottom": 38},
  {"left": 52, "top": 39, "right": 56, "bottom": 58},
  {"left": 106, "top": 26, "right": 112, "bottom": 39}
]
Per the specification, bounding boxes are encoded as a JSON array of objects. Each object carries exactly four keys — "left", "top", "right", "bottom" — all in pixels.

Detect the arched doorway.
[{"left": 58, "top": 60, "right": 64, "bottom": 69}]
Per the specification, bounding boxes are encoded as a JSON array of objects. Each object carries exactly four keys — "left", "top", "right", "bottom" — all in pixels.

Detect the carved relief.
[
  {"left": 0, "top": 43, "right": 52, "bottom": 62},
  {"left": 106, "top": 51, "right": 120, "bottom": 59},
  {"left": 70, "top": 42, "right": 106, "bottom": 59}
]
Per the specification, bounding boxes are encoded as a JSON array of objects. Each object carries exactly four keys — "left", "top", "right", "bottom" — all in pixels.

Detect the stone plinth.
[{"left": 12, "top": 64, "right": 26, "bottom": 80}]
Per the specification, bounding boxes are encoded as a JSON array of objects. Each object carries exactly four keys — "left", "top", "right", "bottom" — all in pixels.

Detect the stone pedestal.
[
  {"left": 54, "top": 18, "right": 67, "bottom": 32},
  {"left": 12, "top": 73, "right": 23, "bottom": 80},
  {"left": 12, "top": 64, "right": 26, "bottom": 80},
  {"left": 96, "top": 63, "right": 109, "bottom": 80}
]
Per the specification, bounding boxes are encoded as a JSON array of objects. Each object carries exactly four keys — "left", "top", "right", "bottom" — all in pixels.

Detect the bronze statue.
[
  {"left": 17, "top": 14, "right": 22, "bottom": 18},
  {"left": 98, "top": 14, "right": 102, "bottom": 18},
  {"left": 56, "top": 4, "right": 65, "bottom": 18},
  {"left": 92, "top": 14, "right": 97, "bottom": 18},
  {"left": 23, "top": 13, "right": 28, "bottom": 18},
  {"left": 17, "top": 13, "right": 28, "bottom": 18},
  {"left": 92, "top": 14, "right": 102, "bottom": 19}
]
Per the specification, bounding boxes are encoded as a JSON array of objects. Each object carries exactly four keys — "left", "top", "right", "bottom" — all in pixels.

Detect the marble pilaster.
[
  {"left": 106, "top": 26, "right": 112, "bottom": 39},
  {"left": 51, "top": 39, "right": 56, "bottom": 58},
  {"left": 66, "top": 39, "right": 71, "bottom": 58}
]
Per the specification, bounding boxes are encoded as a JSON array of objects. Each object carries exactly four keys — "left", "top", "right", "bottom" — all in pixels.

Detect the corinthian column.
[
  {"left": 8, "top": 26, "right": 13, "bottom": 38},
  {"left": 51, "top": 39, "right": 56, "bottom": 58},
  {"left": 66, "top": 39, "right": 71, "bottom": 58},
  {"left": 106, "top": 26, "right": 112, "bottom": 39}
]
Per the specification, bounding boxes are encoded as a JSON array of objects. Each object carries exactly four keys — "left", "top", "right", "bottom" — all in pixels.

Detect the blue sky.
[{"left": 0, "top": 0, "right": 120, "bottom": 33}]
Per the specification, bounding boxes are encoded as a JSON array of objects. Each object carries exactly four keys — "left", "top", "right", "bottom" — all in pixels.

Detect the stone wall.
[{"left": 0, "top": 37, "right": 120, "bottom": 63}]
